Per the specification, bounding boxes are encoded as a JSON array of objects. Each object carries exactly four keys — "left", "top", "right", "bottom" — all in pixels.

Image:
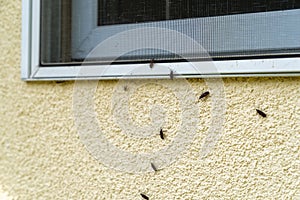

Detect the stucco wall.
[{"left": 0, "top": 1, "right": 299, "bottom": 199}]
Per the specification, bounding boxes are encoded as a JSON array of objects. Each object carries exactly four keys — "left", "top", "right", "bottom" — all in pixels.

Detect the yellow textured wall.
[{"left": 0, "top": 1, "right": 299, "bottom": 199}]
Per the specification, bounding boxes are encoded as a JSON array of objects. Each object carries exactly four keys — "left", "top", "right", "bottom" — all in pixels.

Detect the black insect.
[
  {"left": 55, "top": 81, "right": 65, "bottom": 84},
  {"left": 160, "top": 129, "right": 166, "bottom": 140},
  {"left": 151, "top": 162, "right": 158, "bottom": 172},
  {"left": 140, "top": 193, "right": 149, "bottom": 200},
  {"left": 123, "top": 85, "right": 128, "bottom": 91},
  {"left": 256, "top": 109, "right": 267, "bottom": 118},
  {"left": 149, "top": 59, "right": 155, "bottom": 69},
  {"left": 170, "top": 70, "right": 174, "bottom": 80},
  {"left": 199, "top": 91, "right": 210, "bottom": 99}
]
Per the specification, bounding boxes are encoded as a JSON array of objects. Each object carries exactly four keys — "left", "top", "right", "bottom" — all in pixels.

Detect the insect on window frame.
[{"left": 149, "top": 59, "right": 155, "bottom": 69}]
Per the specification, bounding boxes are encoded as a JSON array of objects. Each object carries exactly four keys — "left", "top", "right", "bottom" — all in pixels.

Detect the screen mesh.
[
  {"left": 41, "top": 0, "right": 300, "bottom": 65},
  {"left": 98, "top": 0, "right": 300, "bottom": 25}
]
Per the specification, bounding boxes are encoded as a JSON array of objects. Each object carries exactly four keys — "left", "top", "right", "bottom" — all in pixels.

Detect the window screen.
[
  {"left": 98, "top": 0, "right": 300, "bottom": 25},
  {"left": 41, "top": 0, "right": 300, "bottom": 65}
]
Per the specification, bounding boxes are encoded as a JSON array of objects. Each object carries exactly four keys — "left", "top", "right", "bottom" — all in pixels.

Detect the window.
[{"left": 22, "top": 0, "right": 300, "bottom": 80}]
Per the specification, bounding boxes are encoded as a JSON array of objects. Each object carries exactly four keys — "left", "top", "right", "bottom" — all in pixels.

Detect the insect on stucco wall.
[
  {"left": 159, "top": 128, "right": 166, "bottom": 140},
  {"left": 199, "top": 91, "right": 210, "bottom": 100},
  {"left": 256, "top": 109, "right": 267, "bottom": 118},
  {"left": 151, "top": 162, "right": 158, "bottom": 172},
  {"left": 140, "top": 193, "right": 149, "bottom": 200}
]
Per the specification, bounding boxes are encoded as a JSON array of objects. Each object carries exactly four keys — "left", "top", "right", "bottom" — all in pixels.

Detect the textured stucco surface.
[{"left": 0, "top": 1, "right": 300, "bottom": 199}]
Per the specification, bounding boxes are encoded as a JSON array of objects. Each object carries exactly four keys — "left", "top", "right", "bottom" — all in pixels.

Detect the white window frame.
[{"left": 21, "top": 0, "right": 300, "bottom": 81}]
